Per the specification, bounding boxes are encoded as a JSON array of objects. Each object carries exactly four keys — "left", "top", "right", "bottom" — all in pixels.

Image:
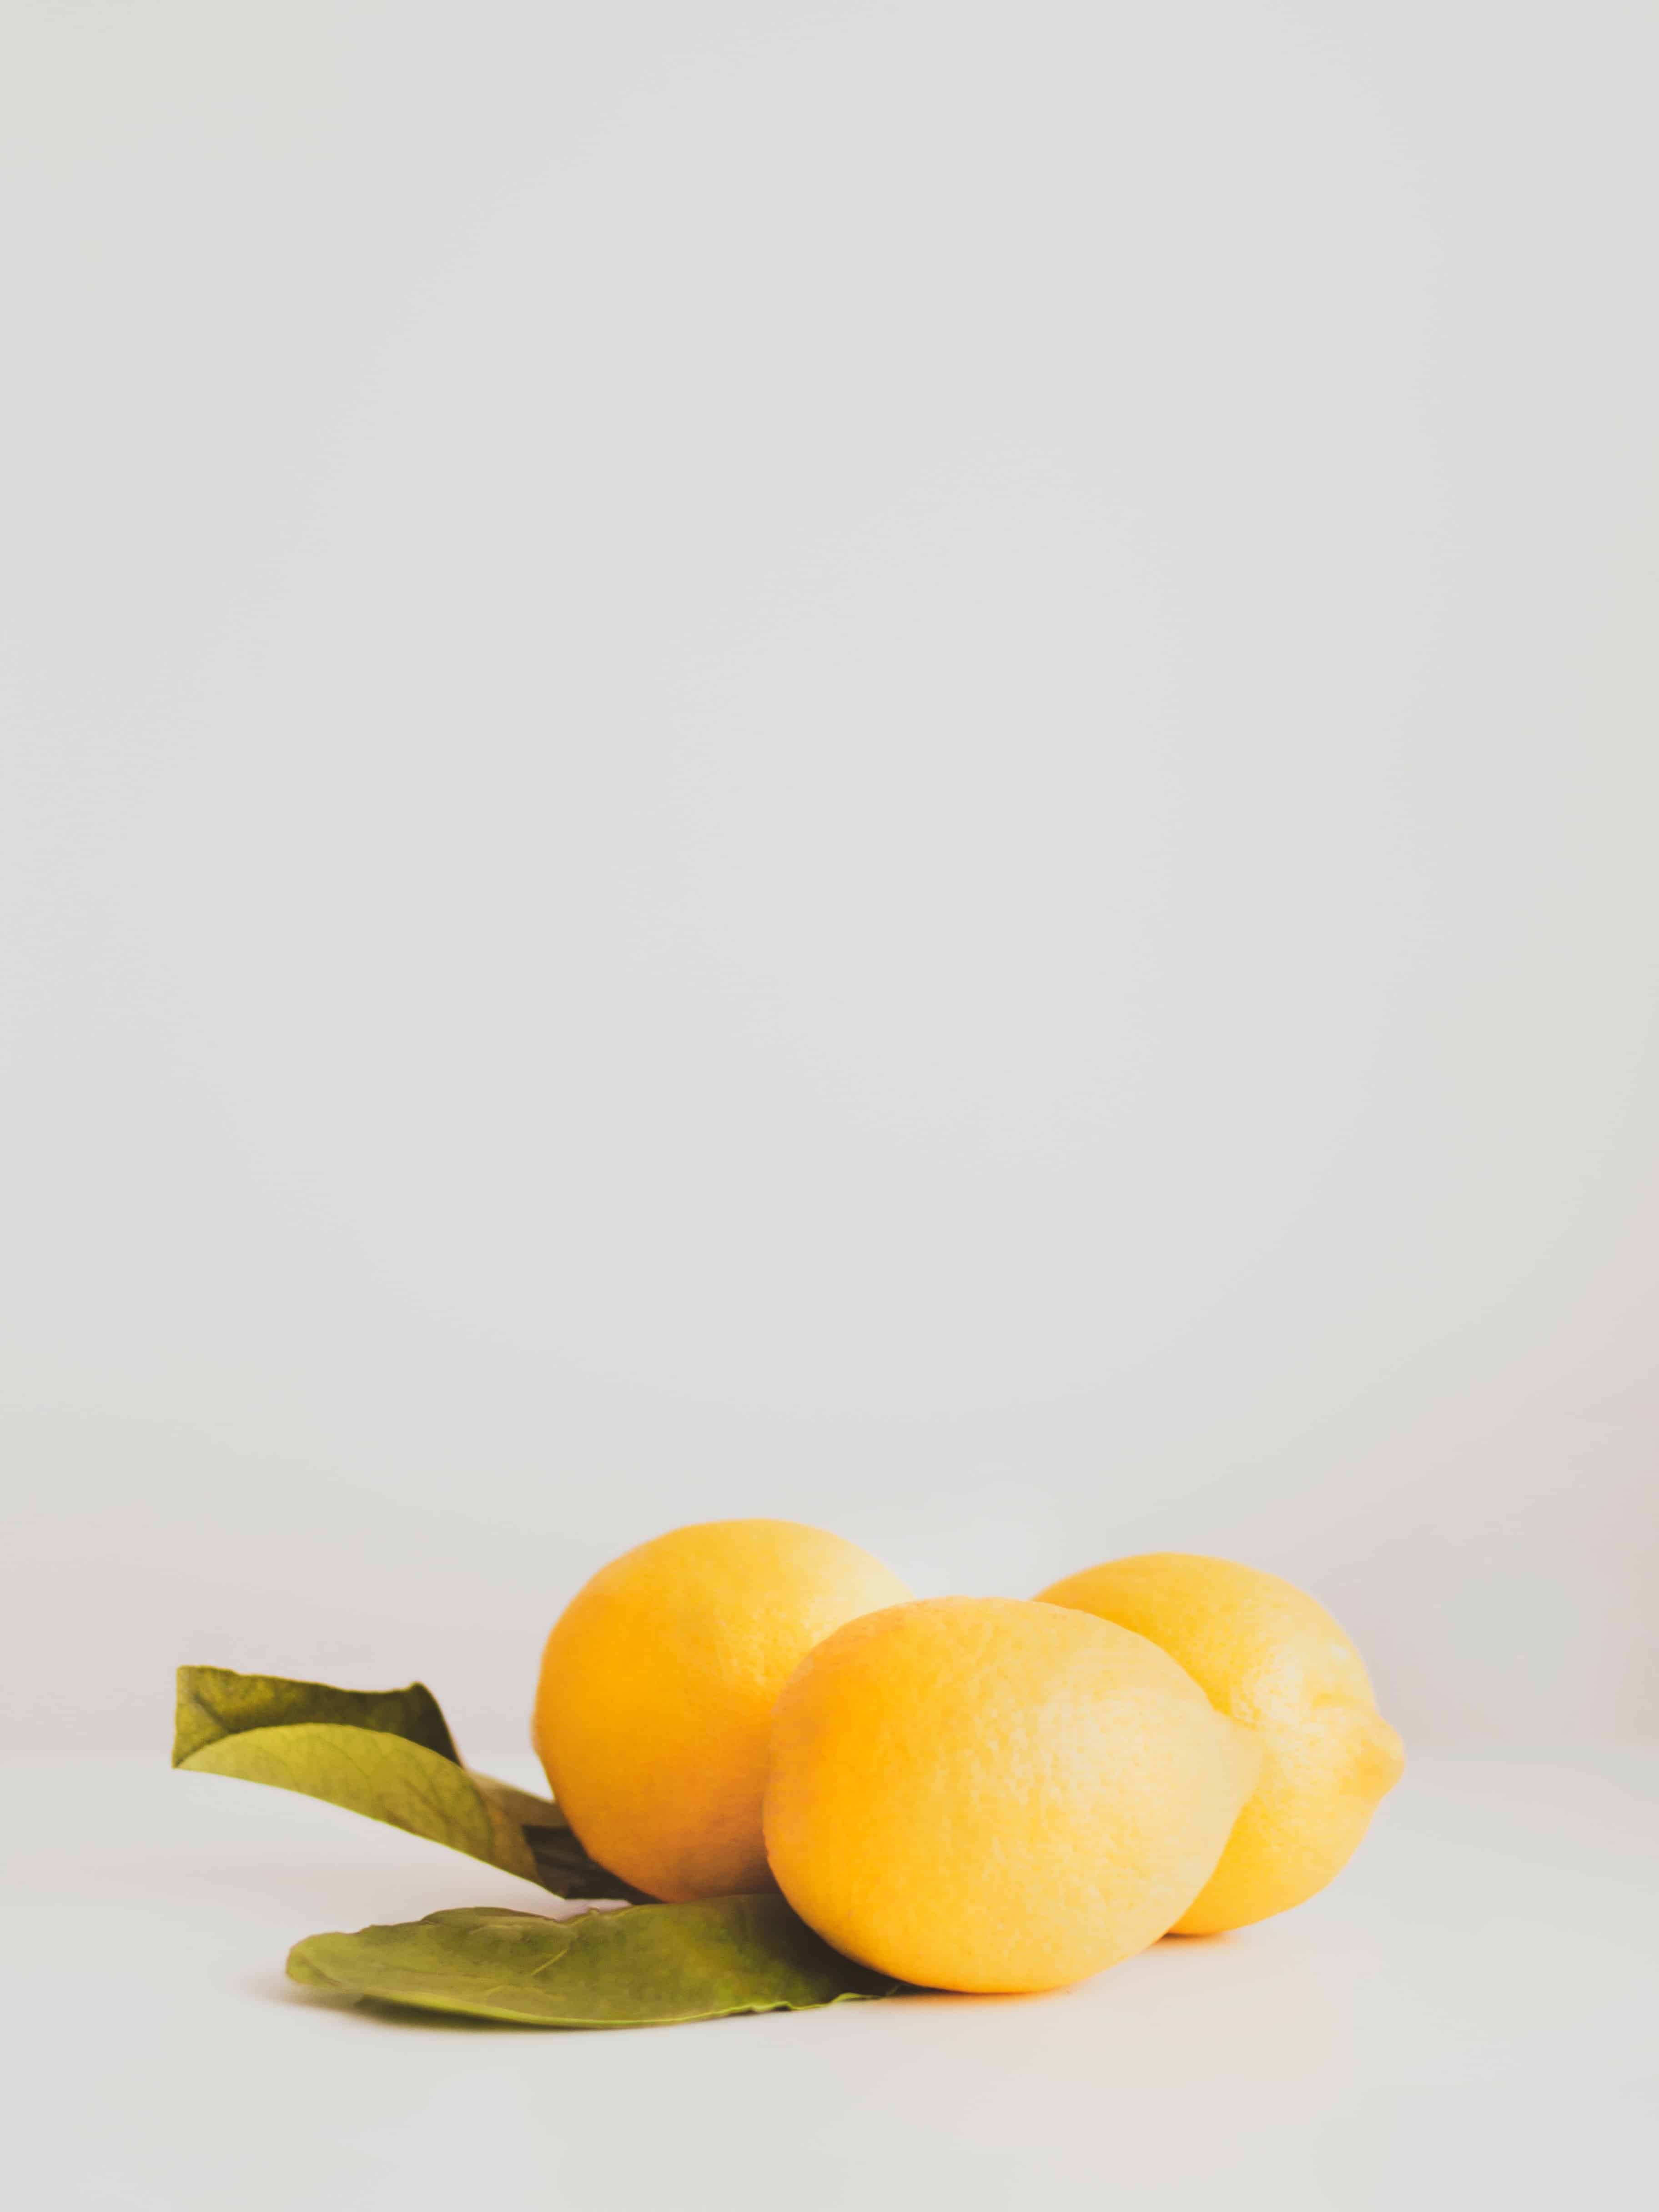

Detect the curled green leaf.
[
  {"left": 180, "top": 1719, "right": 540, "bottom": 1880},
  {"left": 173, "top": 1666, "right": 641, "bottom": 1901},
  {"left": 287, "top": 1899, "right": 905, "bottom": 2026},
  {"left": 173, "top": 1664, "right": 460, "bottom": 1767}
]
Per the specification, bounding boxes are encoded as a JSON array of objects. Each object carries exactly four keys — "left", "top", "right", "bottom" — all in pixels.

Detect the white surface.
[
  {"left": 7, "top": 1749, "right": 1658, "bottom": 2209},
  {"left": 4, "top": 1, "right": 1659, "bottom": 1762}
]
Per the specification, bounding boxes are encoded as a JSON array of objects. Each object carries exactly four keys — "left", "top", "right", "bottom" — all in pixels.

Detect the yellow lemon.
[
  {"left": 1037, "top": 1553, "right": 1404, "bottom": 1933},
  {"left": 533, "top": 1518, "right": 909, "bottom": 1901},
  {"left": 762, "top": 1596, "right": 1260, "bottom": 1993}
]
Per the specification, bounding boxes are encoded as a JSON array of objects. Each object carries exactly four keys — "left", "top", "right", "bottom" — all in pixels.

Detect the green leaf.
[
  {"left": 287, "top": 1899, "right": 905, "bottom": 2026},
  {"left": 173, "top": 1666, "right": 642, "bottom": 1901},
  {"left": 174, "top": 1664, "right": 461, "bottom": 1767},
  {"left": 180, "top": 1721, "right": 541, "bottom": 1880}
]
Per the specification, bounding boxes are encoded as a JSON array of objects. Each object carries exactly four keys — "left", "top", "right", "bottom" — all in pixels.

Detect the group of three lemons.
[{"left": 533, "top": 1519, "right": 1404, "bottom": 1996}]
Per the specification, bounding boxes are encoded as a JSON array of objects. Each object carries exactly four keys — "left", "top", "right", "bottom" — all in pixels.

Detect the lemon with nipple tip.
[{"left": 1038, "top": 1553, "right": 1404, "bottom": 1933}]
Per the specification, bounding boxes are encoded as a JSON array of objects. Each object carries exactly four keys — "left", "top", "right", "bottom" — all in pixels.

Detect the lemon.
[
  {"left": 1037, "top": 1553, "right": 1404, "bottom": 1933},
  {"left": 532, "top": 1518, "right": 909, "bottom": 1901},
  {"left": 762, "top": 1596, "right": 1259, "bottom": 1993}
]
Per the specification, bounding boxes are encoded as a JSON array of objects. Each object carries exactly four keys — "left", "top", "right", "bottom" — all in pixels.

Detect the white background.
[{"left": 5, "top": 0, "right": 1658, "bottom": 1770}]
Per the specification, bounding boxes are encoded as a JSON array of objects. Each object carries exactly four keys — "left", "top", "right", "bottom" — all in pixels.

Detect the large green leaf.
[
  {"left": 287, "top": 1899, "right": 905, "bottom": 2026},
  {"left": 173, "top": 1666, "right": 641, "bottom": 1901}
]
